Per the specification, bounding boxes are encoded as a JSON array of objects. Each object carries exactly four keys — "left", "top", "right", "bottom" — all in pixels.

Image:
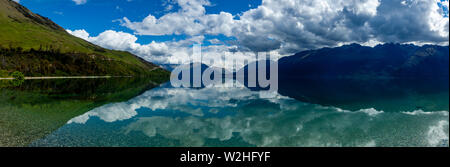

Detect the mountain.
[
  {"left": 159, "top": 64, "right": 180, "bottom": 71},
  {"left": 171, "top": 62, "right": 232, "bottom": 88},
  {"left": 278, "top": 43, "right": 449, "bottom": 79},
  {"left": 0, "top": 0, "right": 169, "bottom": 78},
  {"left": 235, "top": 43, "right": 449, "bottom": 111},
  {"left": 235, "top": 60, "right": 277, "bottom": 90}
]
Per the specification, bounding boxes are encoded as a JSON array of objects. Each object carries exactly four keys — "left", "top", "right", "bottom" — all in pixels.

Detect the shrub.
[
  {"left": 0, "top": 70, "right": 9, "bottom": 77},
  {"left": 11, "top": 71, "right": 25, "bottom": 80}
]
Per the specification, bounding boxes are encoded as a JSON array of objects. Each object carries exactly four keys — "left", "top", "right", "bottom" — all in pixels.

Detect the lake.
[{"left": 1, "top": 78, "right": 448, "bottom": 147}]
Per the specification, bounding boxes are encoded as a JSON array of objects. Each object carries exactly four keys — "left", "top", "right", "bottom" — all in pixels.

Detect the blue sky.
[
  {"left": 15, "top": 0, "right": 449, "bottom": 66},
  {"left": 19, "top": 0, "right": 260, "bottom": 44}
]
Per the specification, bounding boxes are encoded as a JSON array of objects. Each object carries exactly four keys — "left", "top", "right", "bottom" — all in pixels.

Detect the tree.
[{"left": 11, "top": 71, "right": 25, "bottom": 80}]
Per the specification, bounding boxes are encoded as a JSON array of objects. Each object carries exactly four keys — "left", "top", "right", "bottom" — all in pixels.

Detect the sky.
[{"left": 14, "top": 0, "right": 450, "bottom": 67}]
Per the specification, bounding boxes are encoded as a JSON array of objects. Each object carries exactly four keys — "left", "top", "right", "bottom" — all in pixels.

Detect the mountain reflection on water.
[
  {"left": 31, "top": 79, "right": 449, "bottom": 147},
  {"left": 0, "top": 78, "right": 160, "bottom": 147}
]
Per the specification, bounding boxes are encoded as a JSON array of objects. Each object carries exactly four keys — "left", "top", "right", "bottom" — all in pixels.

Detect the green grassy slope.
[{"left": 0, "top": 0, "right": 169, "bottom": 77}]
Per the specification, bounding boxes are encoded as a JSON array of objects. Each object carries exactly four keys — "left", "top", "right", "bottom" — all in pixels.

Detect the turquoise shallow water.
[{"left": 27, "top": 79, "right": 449, "bottom": 147}]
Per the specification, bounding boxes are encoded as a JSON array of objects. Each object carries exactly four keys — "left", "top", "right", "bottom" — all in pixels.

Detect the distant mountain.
[
  {"left": 278, "top": 43, "right": 449, "bottom": 79},
  {"left": 159, "top": 64, "right": 180, "bottom": 71},
  {"left": 171, "top": 62, "right": 233, "bottom": 88},
  {"left": 234, "top": 43, "right": 449, "bottom": 111},
  {"left": 235, "top": 60, "right": 277, "bottom": 90},
  {"left": 0, "top": 0, "right": 169, "bottom": 78}
]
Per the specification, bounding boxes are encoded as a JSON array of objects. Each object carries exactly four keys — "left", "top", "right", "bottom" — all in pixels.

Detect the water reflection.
[
  {"left": 31, "top": 79, "right": 449, "bottom": 147},
  {"left": 278, "top": 78, "right": 449, "bottom": 112},
  {"left": 0, "top": 78, "right": 160, "bottom": 146}
]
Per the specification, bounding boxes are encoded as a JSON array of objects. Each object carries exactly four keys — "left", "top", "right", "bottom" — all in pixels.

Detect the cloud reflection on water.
[{"left": 57, "top": 81, "right": 450, "bottom": 147}]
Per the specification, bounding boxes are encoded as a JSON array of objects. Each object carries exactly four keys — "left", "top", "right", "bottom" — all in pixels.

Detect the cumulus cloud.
[
  {"left": 72, "top": 0, "right": 87, "bottom": 5},
  {"left": 369, "top": 0, "right": 449, "bottom": 44},
  {"left": 122, "top": 0, "right": 217, "bottom": 36},
  {"left": 68, "top": 29, "right": 170, "bottom": 62},
  {"left": 67, "top": 28, "right": 264, "bottom": 68},
  {"left": 126, "top": 0, "right": 448, "bottom": 47},
  {"left": 70, "top": 0, "right": 449, "bottom": 66},
  {"left": 66, "top": 29, "right": 90, "bottom": 40}
]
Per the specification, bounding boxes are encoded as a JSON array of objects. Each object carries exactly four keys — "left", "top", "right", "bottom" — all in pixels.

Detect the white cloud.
[
  {"left": 66, "top": 29, "right": 90, "bottom": 40},
  {"left": 67, "top": 29, "right": 249, "bottom": 67},
  {"left": 122, "top": 0, "right": 214, "bottom": 36},
  {"left": 123, "top": 0, "right": 448, "bottom": 51},
  {"left": 72, "top": 0, "right": 87, "bottom": 5},
  {"left": 70, "top": 0, "right": 449, "bottom": 66},
  {"left": 67, "top": 29, "right": 169, "bottom": 60}
]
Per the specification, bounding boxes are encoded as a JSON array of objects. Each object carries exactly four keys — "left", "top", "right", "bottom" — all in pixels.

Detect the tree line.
[{"left": 0, "top": 46, "right": 120, "bottom": 76}]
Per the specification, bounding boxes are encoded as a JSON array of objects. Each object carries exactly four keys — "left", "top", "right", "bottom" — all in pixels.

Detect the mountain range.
[
  {"left": 278, "top": 43, "right": 449, "bottom": 79},
  {"left": 2, "top": 0, "right": 448, "bottom": 81},
  {"left": 182, "top": 43, "right": 449, "bottom": 84}
]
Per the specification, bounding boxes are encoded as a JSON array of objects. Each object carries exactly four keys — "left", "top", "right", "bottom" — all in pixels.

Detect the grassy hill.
[{"left": 0, "top": 0, "right": 169, "bottom": 78}]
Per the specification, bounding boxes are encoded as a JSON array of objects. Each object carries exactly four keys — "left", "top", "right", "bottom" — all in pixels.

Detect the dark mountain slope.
[{"left": 278, "top": 43, "right": 449, "bottom": 79}]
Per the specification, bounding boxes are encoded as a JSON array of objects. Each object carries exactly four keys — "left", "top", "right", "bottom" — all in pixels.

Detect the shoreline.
[{"left": 0, "top": 76, "right": 132, "bottom": 80}]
